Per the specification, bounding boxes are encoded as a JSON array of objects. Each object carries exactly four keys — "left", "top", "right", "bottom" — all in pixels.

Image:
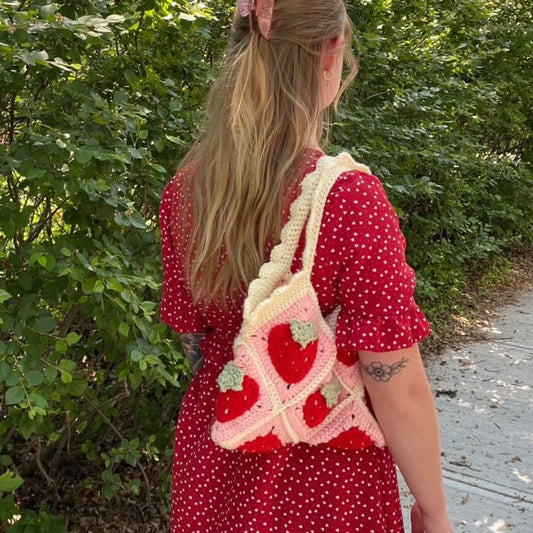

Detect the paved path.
[{"left": 399, "top": 290, "right": 533, "bottom": 532}]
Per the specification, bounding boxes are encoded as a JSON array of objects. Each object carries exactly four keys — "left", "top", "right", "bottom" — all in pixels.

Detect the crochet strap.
[
  {"left": 301, "top": 154, "right": 371, "bottom": 274},
  {"left": 242, "top": 153, "right": 371, "bottom": 320}
]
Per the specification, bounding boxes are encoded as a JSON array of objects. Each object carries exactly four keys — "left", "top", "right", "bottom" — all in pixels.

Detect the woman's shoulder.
[
  {"left": 160, "top": 163, "right": 196, "bottom": 215},
  {"left": 318, "top": 154, "right": 402, "bottom": 243},
  {"left": 162, "top": 163, "right": 195, "bottom": 195},
  {"left": 325, "top": 155, "right": 390, "bottom": 210}
]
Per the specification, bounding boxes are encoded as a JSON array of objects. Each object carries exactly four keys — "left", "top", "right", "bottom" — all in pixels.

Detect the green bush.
[
  {"left": 338, "top": 0, "right": 532, "bottom": 321},
  {"left": 0, "top": 0, "right": 231, "bottom": 528}
]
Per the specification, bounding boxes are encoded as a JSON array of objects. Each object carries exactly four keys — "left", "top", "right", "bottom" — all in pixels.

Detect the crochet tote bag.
[{"left": 211, "top": 153, "right": 386, "bottom": 453}]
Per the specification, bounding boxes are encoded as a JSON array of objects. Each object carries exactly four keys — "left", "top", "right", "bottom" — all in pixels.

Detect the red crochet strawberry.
[
  {"left": 337, "top": 347, "right": 359, "bottom": 366},
  {"left": 327, "top": 427, "right": 373, "bottom": 449},
  {"left": 238, "top": 432, "right": 282, "bottom": 453},
  {"left": 267, "top": 322, "right": 318, "bottom": 383},
  {"left": 215, "top": 375, "right": 259, "bottom": 423},
  {"left": 303, "top": 390, "right": 332, "bottom": 428}
]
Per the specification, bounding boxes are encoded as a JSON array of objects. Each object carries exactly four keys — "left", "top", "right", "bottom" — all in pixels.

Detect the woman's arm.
[
  {"left": 359, "top": 343, "right": 454, "bottom": 533},
  {"left": 179, "top": 333, "right": 205, "bottom": 375}
]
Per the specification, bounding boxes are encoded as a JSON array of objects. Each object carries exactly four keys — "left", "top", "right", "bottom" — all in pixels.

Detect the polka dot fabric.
[{"left": 159, "top": 150, "right": 430, "bottom": 532}]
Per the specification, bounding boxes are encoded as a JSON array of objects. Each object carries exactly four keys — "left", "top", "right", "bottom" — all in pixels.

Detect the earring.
[{"left": 323, "top": 70, "right": 334, "bottom": 81}]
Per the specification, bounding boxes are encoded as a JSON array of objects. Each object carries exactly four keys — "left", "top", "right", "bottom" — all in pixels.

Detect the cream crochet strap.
[{"left": 243, "top": 152, "right": 371, "bottom": 322}]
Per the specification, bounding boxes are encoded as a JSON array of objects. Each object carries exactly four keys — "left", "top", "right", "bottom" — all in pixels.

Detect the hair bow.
[{"left": 237, "top": 0, "right": 275, "bottom": 41}]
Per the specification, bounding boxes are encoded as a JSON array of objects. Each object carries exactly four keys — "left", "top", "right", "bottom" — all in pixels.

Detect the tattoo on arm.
[
  {"left": 180, "top": 333, "right": 205, "bottom": 375},
  {"left": 361, "top": 357, "right": 409, "bottom": 383}
]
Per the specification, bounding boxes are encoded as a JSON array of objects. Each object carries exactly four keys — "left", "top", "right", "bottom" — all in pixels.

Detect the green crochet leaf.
[
  {"left": 290, "top": 320, "right": 318, "bottom": 349},
  {"left": 321, "top": 376, "right": 341, "bottom": 408},
  {"left": 217, "top": 361, "right": 244, "bottom": 393}
]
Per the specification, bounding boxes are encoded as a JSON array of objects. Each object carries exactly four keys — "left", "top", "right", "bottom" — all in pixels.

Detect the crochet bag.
[{"left": 211, "top": 153, "right": 386, "bottom": 453}]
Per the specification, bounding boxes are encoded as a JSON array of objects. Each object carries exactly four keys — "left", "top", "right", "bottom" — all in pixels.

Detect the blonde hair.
[{"left": 176, "top": 0, "right": 357, "bottom": 307}]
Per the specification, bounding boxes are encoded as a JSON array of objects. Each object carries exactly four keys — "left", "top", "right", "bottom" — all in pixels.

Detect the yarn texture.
[{"left": 211, "top": 153, "right": 386, "bottom": 452}]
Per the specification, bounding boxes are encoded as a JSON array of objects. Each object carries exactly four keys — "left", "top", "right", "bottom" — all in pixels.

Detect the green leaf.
[
  {"left": 28, "top": 392, "right": 48, "bottom": 410},
  {"left": 68, "top": 378, "right": 87, "bottom": 396},
  {"left": 124, "top": 69, "right": 138, "bottom": 86},
  {"left": 59, "top": 359, "right": 76, "bottom": 374},
  {"left": 66, "top": 332, "right": 81, "bottom": 345},
  {"left": 41, "top": 4, "right": 57, "bottom": 18},
  {"left": 16, "top": 49, "right": 35, "bottom": 66},
  {"left": 44, "top": 366, "right": 58, "bottom": 382},
  {"left": 0, "top": 362, "right": 9, "bottom": 380},
  {"left": 130, "top": 350, "right": 142, "bottom": 362},
  {"left": 18, "top": 272, "right": 34, "bottom": 290},
  {"left": 44, "top": 254, "right": 57, "bottom": 272},
  {"left": 5, "top": 370, "right": 20, "bottom": 387},
  {"left": 0, "top": 290, "right": 12, "bottom": 304},
  {"left": 75, "top": 149, "right": 93, "bottom": 164},
  {"left": 148, "top": 162, "right": 167, "bottom": 173},
  {"left": 128, "top": 147, "right": 143, "bottom": 160},
  {"left": 128, "top": 213, "right": 147, "bottom": 229},
  {"left": 118, "top": 322, "right": 130, "bottom": 337},
  {"left": 5, "top": 386, "right": 24, "bottom": 405},
  {"left": 0, "top": 471, "right": 24, "bottom": 493},
  {"left": 106, "top": 15, "right": 125, "bottom": 24},
  {"left": 70, "top": 268, "right": 86, "bottom": 281},
  {"left": 25, "top": 370, "right": 45, "bottom": 387},
  {"left": 55, "top": 339, "right": 68, "bottom": 353},
  {"left": 35, "top": 316, "right": 56, "bottom": 334},
  {"left": 0, "top": 455, "right": 13, "bottom": 466},
  {"left": 165, "top": 134, "right": 185, "bottom": 146}
]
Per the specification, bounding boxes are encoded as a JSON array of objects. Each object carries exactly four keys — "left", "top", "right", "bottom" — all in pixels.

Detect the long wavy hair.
[{"left": 175, "top": 0, "right": 357, "bottom": 308}]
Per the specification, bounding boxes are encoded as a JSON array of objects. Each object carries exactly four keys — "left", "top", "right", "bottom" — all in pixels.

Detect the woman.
[{"left": 159, "top": 1, "right": 454, "bottom": 531}]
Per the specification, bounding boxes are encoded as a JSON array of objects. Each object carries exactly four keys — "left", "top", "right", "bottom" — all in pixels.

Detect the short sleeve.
[
  {"left": 332, "top": 171, "right": 430, "bottom": 353},
  {"left": 159, "top": 177, "right": 204, "bottom": 333}
]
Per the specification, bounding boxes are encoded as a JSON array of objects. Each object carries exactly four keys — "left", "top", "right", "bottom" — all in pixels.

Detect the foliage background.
[{"left": 0, "top": 0, "right": 531, "bottom": 530}]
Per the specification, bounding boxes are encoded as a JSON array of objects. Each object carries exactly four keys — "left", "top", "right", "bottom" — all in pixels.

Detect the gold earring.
[{"left": 323, "top": 70, "right": 334, "bottom": 81}]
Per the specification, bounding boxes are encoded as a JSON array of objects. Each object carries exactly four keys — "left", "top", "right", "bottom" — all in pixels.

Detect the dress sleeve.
[
  {"left": 333, "top": 171, "right": 430, "bottom": 353},
  {"left": 159, "top": 177, "right": 204, "bottom": 333}
]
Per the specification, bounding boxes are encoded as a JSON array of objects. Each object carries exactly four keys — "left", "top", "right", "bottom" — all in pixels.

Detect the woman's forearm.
[
  {"left": 371, "top": 376, "right": 448, "bottom": 519},
  {"left": 359, "top": 345, "right": 450, "bottom": 523}
]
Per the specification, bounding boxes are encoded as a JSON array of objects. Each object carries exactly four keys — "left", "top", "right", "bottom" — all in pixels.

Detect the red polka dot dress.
[{"left": 159, "top": 150, "right": 430, "bottom": 533}]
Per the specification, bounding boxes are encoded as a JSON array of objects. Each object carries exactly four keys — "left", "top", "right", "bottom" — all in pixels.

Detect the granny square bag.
[{"left": 211, "top": 153, "right": 386, "bottom": 453}]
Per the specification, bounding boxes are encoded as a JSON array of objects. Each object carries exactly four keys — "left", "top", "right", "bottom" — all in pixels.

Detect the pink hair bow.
[{"left": 237, "top": 0, "right": 275, "bottom": 41}]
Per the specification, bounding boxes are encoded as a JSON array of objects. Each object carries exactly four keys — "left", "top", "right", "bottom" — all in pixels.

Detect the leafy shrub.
[
  {"left": 339, "top": 0, "right": 532, "bottom": 320},
  {"left": 0, "top": 0, "right": 230, "bottom": 528}
]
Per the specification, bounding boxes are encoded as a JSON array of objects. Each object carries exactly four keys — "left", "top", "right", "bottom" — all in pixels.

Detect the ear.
[{"left": 322, "top": 36, "right": 344, "bottom": 71}]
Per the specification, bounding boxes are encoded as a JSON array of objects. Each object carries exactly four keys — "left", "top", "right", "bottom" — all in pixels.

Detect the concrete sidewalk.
[{"left": 399, "top": 290, "right": 533, "bottom": 532}]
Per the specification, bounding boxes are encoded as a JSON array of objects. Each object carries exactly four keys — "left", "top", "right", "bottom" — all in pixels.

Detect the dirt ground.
[{"left": 423, "top": 247, "right": 533, "bottom": 359}]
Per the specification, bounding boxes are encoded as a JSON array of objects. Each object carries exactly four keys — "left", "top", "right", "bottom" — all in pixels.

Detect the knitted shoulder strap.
[
  {"left": 242, "top": 153, "right": 371, "bottom": 321},
  {"left": 301, "top": 153, "right": 371, "bottom": 275}
]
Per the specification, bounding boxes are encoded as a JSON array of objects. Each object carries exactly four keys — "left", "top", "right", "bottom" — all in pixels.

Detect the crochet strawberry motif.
[
  {"left": 303, "top": 390, "right": 331, "bottom": 428},
  {"left": 238, "top": 432, "right": 282, "bottom": 453},
  {"left": 327, "top": 427, "right": 373, "bottom": 449},
  {"left": 337, "top": 347, "right": 359, "bottom": 367},
  {"left": 215, "top": 362, "right": 259, "bottom": 422},
  {"left": 303, "top": 377, "right": 341, "bottom": 428},
  {"left": 267, "top": 322, "right": 318, "bottom": 383}
]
